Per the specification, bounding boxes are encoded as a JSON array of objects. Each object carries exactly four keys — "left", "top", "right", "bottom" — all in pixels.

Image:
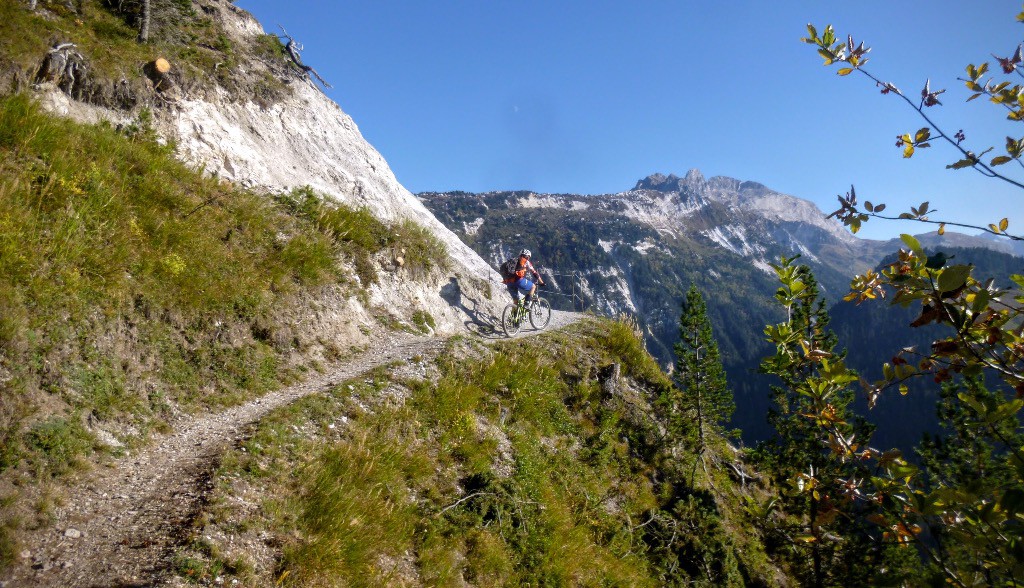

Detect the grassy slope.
[
  {"left": 0, "top": 0, "right": 290, "bottom": 105},
  {"left": 180, "top": 318, "right": 785, "bottom": 587},
  {"left": 0, "top": 94, "right": 447, "bottom": 569}
]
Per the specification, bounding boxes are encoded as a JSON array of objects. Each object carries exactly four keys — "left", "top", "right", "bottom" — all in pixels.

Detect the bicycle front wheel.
[
  {"left": 502, "top": 303, "right": 522, "bottom": 337},
  {"left": 529, "top": 297, "right": 552, "bottom": 330}
]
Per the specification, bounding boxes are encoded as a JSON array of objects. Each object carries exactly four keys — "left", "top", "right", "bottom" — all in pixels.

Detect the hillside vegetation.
[
  {"left": 0, "top": 93, "right": 447, "bottom": 567},
  {"left": 0, "top": 0, "right": 293, "bottom": 106},
  {"left": 175, "top": 319, "right": 785, "bottom": 587}
]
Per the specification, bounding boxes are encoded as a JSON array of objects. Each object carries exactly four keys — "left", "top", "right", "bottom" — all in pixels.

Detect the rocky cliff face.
[{"left": 33, "top": 0, "right": 504, "bottom": 336}]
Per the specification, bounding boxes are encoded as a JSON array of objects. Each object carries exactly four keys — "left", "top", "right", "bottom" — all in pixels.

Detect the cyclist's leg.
[{"left": 517, "top": 277, "right": 535, "bottom": 303}]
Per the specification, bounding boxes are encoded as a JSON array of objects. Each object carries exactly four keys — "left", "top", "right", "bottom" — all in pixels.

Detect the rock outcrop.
[{"left": 33, "top": 0, "right": 504, "bottom": 335}]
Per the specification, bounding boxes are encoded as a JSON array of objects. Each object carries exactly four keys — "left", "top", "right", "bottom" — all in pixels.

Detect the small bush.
[
  {"left": 412, "top": 310, "right": 436, "bottom": 333},
  {"left": 24, "top": 418, "right": 94, "bottom": 476},
  {"left": 253, "top": 33, "right": 286, "bottom": 60},
  {"left": 600, "top": 316, "right": 671, "bottom": 386},
  {"left": 394, "top": 218, "right": 450, "bottom": 277}
]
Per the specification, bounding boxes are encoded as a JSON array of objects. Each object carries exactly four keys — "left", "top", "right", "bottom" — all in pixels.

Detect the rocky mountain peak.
[
  {"left": 633, "top": 172, "right": 680, "bottom": 192},
  {"left": 683, "top": 168, "right": 705, "bottom": 185},
  {"left": 633, "top": 168, "right": 707, "bottom": 193}
]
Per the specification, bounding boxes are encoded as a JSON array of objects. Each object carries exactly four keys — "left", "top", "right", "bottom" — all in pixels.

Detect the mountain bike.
[{"left": 501, "top": 294, "right": 552, "bottom": 337}]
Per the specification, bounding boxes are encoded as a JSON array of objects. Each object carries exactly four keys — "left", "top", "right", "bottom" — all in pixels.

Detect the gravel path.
[{"left": 1, "top": 310, "right": 582, "bottom": 587}]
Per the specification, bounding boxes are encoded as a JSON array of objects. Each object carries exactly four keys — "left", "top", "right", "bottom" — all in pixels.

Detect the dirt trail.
[{"left": 2, "top": 311, "right": 581, "bottom": 588}]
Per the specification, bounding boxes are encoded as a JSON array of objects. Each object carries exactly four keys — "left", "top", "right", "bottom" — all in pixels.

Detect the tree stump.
[
  {"left": 143, "top": 57, "right": 174, "bottom": 92},
  {"left": 35, "top": 42, "right": 89, "bottom": 98}
]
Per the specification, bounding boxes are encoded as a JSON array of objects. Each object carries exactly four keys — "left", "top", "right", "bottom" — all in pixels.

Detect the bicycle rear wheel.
[
  {"left": 502, "top": 303, "right": 522, "bottom": 336},
  {"left": 529, "top": 297, "right": 552, "bottom": 330}
]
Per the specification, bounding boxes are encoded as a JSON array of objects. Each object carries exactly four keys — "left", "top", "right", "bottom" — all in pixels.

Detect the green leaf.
[
  {"left": 987, "top": 399, "right": 1024, "bottom": 425},
  {"left": 1013, "top": 451, "right": 1024, "bottom": 480},
  {"left": 971, "top": 289, "right": 991, "bottom": 313},
  {"left": 1000, "top": 217, "right": 1009, "bottom": 231},
  {"left": 937, "top": 265, "right": 971, "bottom": 293},
  {"left": 1000, "top": 489, "right": 1024, "bottom": 515},
  {"left": 915, "top": 128, "right": 930, "bottom": 143},
  {"left": 805, "top": 23, "right": 818, "bottom": 42},
  {"left": 900, "top": 234, "right": 923, "bottom": 255},
  {"left": 991, "top": 155, "right": 1012, "bottom": 166},
  {"left": 837, "top": 67, "right": 853, "bottom": 76},
  {"left": 946, "top": 158, "right": 976, "bottom": 169},
  {"left": 822, "top": 26, "right": 835, "bottom": 46},
  {"left": 958, "top": 392, "right": 987, "bottom": 415}
]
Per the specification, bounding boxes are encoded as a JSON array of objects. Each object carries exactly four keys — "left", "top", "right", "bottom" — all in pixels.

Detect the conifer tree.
[
  {"left": 916, "top": 377, "right": 1024, "bottom": 581},
  {"left": 670, "top": 285, "right": 734, "bottom": 461},
  {"left": 758, "top": 260, "right": 911, "bottom": 587}
]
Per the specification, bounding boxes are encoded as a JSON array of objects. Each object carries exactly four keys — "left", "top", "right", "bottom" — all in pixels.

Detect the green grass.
[
  {"left": 276, "top": 186, "right": 451, "bottom": 285},
  {"left": 412, "top": 310, "right": 437, "bottom": 333},
  {"left": 0, "top": 95, "right": 446, "bottom": 486},
  {"left": 184, "top": 321, "right": 785, "bottom": 586},
  {"left": 0, "top": 1, "right": 295, "bottom": 103},
  {"left": 23, "top": 417, "right": 95, "bottom": 478}
]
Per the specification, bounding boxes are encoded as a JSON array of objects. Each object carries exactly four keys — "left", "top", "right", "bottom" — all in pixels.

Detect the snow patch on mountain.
[
  {"left": 464, "top": 217, "right": 485, "bottom": 236},
  {"left": 516, "top": 193, "right": 576, "bottom": 210},
  {"left": 635, "top": 170, "right": 855, "bottom": 244},
  {"left": 752, "top": 259, "right": 775, "bottom": 275},
  {"left": 633, "top": 240, "right": 658, "bottom": 255},
  {"left": 590, "top": 266, "right": 637, "bottom": 314},
  {"left": 702, "top": 225, "right": 765, "bottom": 257}
]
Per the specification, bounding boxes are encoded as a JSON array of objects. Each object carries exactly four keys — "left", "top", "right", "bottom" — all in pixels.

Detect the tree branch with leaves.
[
  {"left": 791, "top": 9, "right": 1024, "bottom": 585},
  {"left": 803, "top": 23, "right": 1023, "bottom": 241}
]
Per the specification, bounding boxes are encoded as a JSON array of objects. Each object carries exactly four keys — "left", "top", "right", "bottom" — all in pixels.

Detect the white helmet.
[{"left": 520, "top": 248, "right": 531, "bottom": 258}]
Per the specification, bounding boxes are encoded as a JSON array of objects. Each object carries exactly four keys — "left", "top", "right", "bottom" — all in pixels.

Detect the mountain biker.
[{"left": 502, "top": 249, "right": 545, "bottom": 304}]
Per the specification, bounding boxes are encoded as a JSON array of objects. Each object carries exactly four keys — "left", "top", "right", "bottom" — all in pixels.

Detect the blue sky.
[{"left": 235, "top": 1, "right": 1023, "bottom": 241}]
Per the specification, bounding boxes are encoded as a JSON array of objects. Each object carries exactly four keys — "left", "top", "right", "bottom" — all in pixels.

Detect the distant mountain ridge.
[
  {"left": 421, "top": 169, "right": 881, "bottom": 366},
  {"left": 421, "top": 170, "right": 1021, "bottom": 446}
]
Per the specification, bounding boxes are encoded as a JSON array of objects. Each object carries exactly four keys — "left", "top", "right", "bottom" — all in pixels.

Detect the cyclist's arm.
[{"left": 528, "top": 260, "right": 544, "bottom": 285}]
